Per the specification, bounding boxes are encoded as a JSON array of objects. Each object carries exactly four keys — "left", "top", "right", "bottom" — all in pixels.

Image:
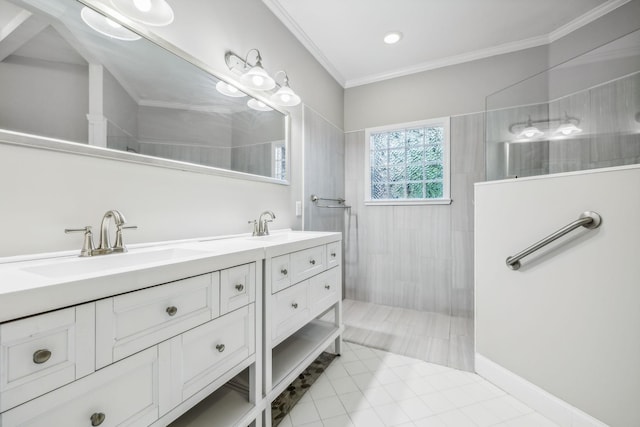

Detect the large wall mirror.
[{"left": 0, "top": 0, "right": 289, "bottom": 183}]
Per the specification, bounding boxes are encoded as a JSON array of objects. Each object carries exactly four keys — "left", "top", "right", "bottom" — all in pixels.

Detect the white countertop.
[{"left": 0, "top": 229, "right": 341, "bottom": 323}]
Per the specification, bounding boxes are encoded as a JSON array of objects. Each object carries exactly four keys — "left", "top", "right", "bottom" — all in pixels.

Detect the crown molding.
[{"left": 264, "top": 0, "right": 633, "bottom": 89}]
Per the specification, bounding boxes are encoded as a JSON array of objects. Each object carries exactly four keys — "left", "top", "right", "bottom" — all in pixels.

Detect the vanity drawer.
[
  {"left": 272, "top": 281, "right": 310, "bottom": 345},
  {"left": 163, "top": 304, "right": 255, "bottom": 406},
  {"left": 326, "top": 241, "right": 341, "bottom": 269},
  {"left": 309, "top": 267, "right": 341, "bottom": 318},
  {"left": 1, "top": 346, "right": 160, "bottom": 426},
  {"left": 271, "top": 254, "right": 291, "bottom": 293},
  {"left": 96, "top": 272, "right": 219, "bottom": 368},
  {"left": 220, "top": 263, "right": 255, "bottom": 315},
  {"left": 0, "top": 303, "right": 95, "bottom": 413},
  {"left": 290, "top": 245, "right": 325, "bottom": 284}
]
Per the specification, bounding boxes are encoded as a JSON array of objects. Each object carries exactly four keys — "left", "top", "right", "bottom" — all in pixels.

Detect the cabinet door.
[
  {"left": 309, "top": 267, "right": 340, "bottom": 318},
  {"left": 272, "top": 281, "right": 310, "bottom": 345},
  {"left": 96, "top": 273, "right": 219, "bottom": 368},
  {"left": 163, "top": 304, "right": 255, "bottom": 406},
  {"left": 0, "top": 347, "right": 161, "bottom": 427},
  {"left": 290, "top": 245, "right": 325, "bottom": 284},
  {"left": 220, "top": 263, "right": 255, "bottom": 315},
  {"left": 0, "top": 303, "right": 95, "bottom": 412}
]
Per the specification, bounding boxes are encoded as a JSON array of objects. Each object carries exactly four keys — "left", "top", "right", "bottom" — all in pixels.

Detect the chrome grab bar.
[{"left": 506, "top": 211, "right": 602, "bottom": 270}]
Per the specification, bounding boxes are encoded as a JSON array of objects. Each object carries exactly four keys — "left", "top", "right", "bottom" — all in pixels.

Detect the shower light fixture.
[
  {"left": 510, "top": 114, "right": 582, "bottom": 140},
  {"left": 223, "top": 49, "right": 302, "bottom": 109},
  {"left": 111, "top": 0, "right": 174, "bottom": 26},
  {"left": 80, "top": 7, "right": 141, "bottom": 41}
]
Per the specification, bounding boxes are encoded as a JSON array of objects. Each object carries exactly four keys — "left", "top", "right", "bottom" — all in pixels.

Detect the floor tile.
[
  {"left": 289, "top": 401, "right": 321, "bottom": 425},
  {"left": 373, "top": 402, "right": 412, "bottom": 426},
  {"left": 338, "top": 390, "right": 372, "bottom": 413},
  {"left": 363, "top": 386, "right": 394, "bottom": 406},
  {"left": 349, "top": 408, "right": 386, "bottom": 427},
  {"left": 322, "top": 414, "right": 355, "bottom": 427},
  {"left": 313, "top": 395, "right": 346, "bottom": 419},
  {"left": 396, "top": 397, "right": 434, "bottom": 421},
  {"left": 329, "top": 376, "right": 360, "bottom": 395}
]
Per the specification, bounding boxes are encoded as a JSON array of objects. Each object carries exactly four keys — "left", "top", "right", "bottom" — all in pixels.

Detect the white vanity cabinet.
[
  {"left": 0, "top": 258, "right": 262, "bottom": 427},
  {"left": 263, "top": 235, "right": 343, "bottom": 420}
]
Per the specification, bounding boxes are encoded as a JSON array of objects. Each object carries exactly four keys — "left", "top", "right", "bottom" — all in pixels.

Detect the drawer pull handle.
[
  {"left": 281, "top": 268, "right": 288, "bottom": 276},
  {"left": 309, "top": 259, "right": 316, "bottom": 265},
  {"left": 331, "top": 252, "right": 336, "bottom": 258},
  {"left": 216, "top": 344, "right": 225, "bottom": 352},
  {"left": 235, "top": 284, "right": 244, "bottom": 292},
  {"left": 291, "top": 302, "right": 298, "bottom": 309},
  {"left": 90, "top": 412, "right": 106, "bottom": 426},
  {"left": 325, "top": 284, "right": 331, "bottom": 290},
  {"left": 33, "top": 349, "right": 52, "bottom": 364},
  {"left": 166, "top": 306, "right": 178, "bottom": 316}
]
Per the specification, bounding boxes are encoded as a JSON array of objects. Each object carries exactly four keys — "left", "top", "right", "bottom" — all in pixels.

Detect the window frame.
[{"left": 364, "top": 117, "right": 452, "bottom": 206}]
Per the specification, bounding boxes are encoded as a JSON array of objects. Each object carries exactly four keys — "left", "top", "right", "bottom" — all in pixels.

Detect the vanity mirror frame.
[{"left": 0, "top": 0, "right": 291, "bottom": 185}]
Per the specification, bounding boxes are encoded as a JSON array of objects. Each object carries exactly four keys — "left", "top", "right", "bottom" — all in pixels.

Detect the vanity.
[{"left": 0, "top": 230, "right": 343, "bottom": 427}]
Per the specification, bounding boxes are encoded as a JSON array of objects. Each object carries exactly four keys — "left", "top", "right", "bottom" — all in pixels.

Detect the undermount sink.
[
  {"left": 245, "top": 231, "right": 325, "bottom": 243},
  {"left": 22, "top": 247, "right": 207, "bottom": 278}
]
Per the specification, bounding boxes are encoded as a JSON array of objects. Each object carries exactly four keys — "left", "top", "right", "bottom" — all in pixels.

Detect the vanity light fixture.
[
  {"left": 80, "top": 7, "right": 141, "bottom": 41},
  {"left": 517, "top": 118, "right": 544, "bottom": 139},
  {"left": 247, "top": 98, "right": 273, "bottom": 112},
  {"left": 224, "top": 49, "right": 302, "bottom": 108},
  {"left": 384, "top": 31, "right": 403, "bottom": 44},
  {"left": 111, "top": 0, "right": 174, "bottom": 26},
  {"left": 215, "top": 81, "right": 247, "bottom": 98},
  {"left": 270, "top": 71, "right": 301, "bottom": 107}
]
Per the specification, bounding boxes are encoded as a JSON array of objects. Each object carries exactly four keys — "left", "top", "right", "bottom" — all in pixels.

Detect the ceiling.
[{"left": 263, "top": 0, "right": 630, "bottom": 88}]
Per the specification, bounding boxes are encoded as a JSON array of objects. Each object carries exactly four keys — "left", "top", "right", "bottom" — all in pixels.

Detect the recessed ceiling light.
[{"left": 384, "top": 31, "right": 403, "bottom": 44}]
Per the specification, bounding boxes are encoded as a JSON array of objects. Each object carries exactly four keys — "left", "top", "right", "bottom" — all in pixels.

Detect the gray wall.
[
  {"left": 0, "top": 0, "right": 344, "bottom": 257},
  {"left": 344, "top": 113, "right": 484, "bottom": 316}
]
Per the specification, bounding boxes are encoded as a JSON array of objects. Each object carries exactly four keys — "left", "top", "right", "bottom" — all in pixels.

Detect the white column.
[{"left": 87, "top": 63, "right": 107, "bottom": 147}]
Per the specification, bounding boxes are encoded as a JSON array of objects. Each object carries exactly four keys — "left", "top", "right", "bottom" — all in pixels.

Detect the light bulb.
[
  {"left": 252, "top": 75, "right": 265, "bottom": 86},
  {"left": 280, "top": 93, "right": 291, "bottom": 103},
  {"left": 133, "top": 0, "right": 152, "bottom": 12},
  {"left": 384, "top": 31, "right": 403, "bottom": 44}
]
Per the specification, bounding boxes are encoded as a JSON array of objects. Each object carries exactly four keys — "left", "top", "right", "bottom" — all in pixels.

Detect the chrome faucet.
[
  {"left": 258, "top": 210, "right": 276, "bottom": 236},
  {"left": 65, "top": 210, "right": 137, "bottom": 257}
]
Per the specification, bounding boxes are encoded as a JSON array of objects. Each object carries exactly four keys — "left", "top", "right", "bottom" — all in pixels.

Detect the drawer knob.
[
  {"left": 216, "top": 344, "right": 225, "bottom": 353},
  {"left": 90, "top": 412, "right": 106, "bottom": 426},
  {"left": 325, "top": 284, "right": 331, "bottom": 290},
  {"left": 33, "top": 349, "right": 52, "bottom": 364},
  {"left": 331, "top": 252, "right": 336, "bottom": 258},
  {"left": 309, "top": 259, "right": 316, "bottom": 265},
  {"left": 235, "top": 283, "right": 244, "bottom": 292},
  {"left": 291, "top": 302, "right": 298, "bottom": 309},
  {"left": 281, "top": 268, "right": 288, "bottom": 276},
  {"left": 166, "top": 306, "right": 178, "bottom": 316}
]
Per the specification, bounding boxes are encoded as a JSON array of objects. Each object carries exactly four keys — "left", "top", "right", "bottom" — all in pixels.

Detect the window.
[
  {"left": 364, "top": 117, "right": 451, "bottom": 205},
  {"left": 273, "top": 142, "right": 286, "bottom": 181}
]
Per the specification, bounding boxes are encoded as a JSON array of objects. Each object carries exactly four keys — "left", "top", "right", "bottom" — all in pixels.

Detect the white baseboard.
[{"left": 475, "top": 353, "right": 608, "bottom": 427}]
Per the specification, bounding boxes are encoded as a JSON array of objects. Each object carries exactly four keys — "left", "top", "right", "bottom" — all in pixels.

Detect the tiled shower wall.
[{"left": 343, "top": 113, "right": 485, "bottom": 317}]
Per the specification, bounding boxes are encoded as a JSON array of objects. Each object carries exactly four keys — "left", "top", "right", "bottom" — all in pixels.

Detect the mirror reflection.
[{"left": 0, "top": 0, "right": 288, "bottom": 181}]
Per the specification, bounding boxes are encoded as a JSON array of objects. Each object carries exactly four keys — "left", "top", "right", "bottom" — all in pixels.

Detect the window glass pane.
[
  {"left": 425, "top": 145, "right": 443, "bottom": 162},
  {"left": 407, "top": 147, "right": 424, "bottom": 163},
  {"left": 373, "top": 149, "right": 388, "bottom": 166},
  {"left": 389, "top": 183, "right": 406, "bottom": 199},
  {"left": 389, "top": 166, "right": 405, "bottom": 182},
  {"left": 388, "top": 131, "right": 405, "bottom": 148},
  {"left": 426, "top": 127, "right": 444, "bottom": 144},
  {"left": 372, "top": 133, "right": 387, "bottom": 150},
  {"left": 426, "top": 182, "right": 443, "bottom": 198},
  {"left": 388, "top": 148, "right": 405, "bottom": 165},
  {"left": 407, "top": 183, "right": 424, "bottom": 198},
  {"left": 371, "top": 166, "right": 388, "bottom": 184},
  {"left": 407, "top": 164, "right": 423, "bottom": 181},
  {"left": 406, "top": 128, "right": 424, "bottom": 146},
  {"left": 426, "top": 164, "right": 443, "bottom": 180},
  {"left": 372, "top": 183, "right": 388, "bottom": 199}
]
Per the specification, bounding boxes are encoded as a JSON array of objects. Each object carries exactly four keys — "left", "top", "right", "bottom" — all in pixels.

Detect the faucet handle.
[
  {"left": 113, "top": 225, "right": 137, "bottom": 252},
  {"left": 65, "top": 226, "right": 95, "bottom": 257},
  {"left": 248, "top": 220, "right": 258, "bottom": 236}
]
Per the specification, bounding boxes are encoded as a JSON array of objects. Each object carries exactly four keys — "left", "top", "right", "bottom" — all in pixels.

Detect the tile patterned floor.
[{"left": 277, "top": 342, "right": 558, "bottom": 427}]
